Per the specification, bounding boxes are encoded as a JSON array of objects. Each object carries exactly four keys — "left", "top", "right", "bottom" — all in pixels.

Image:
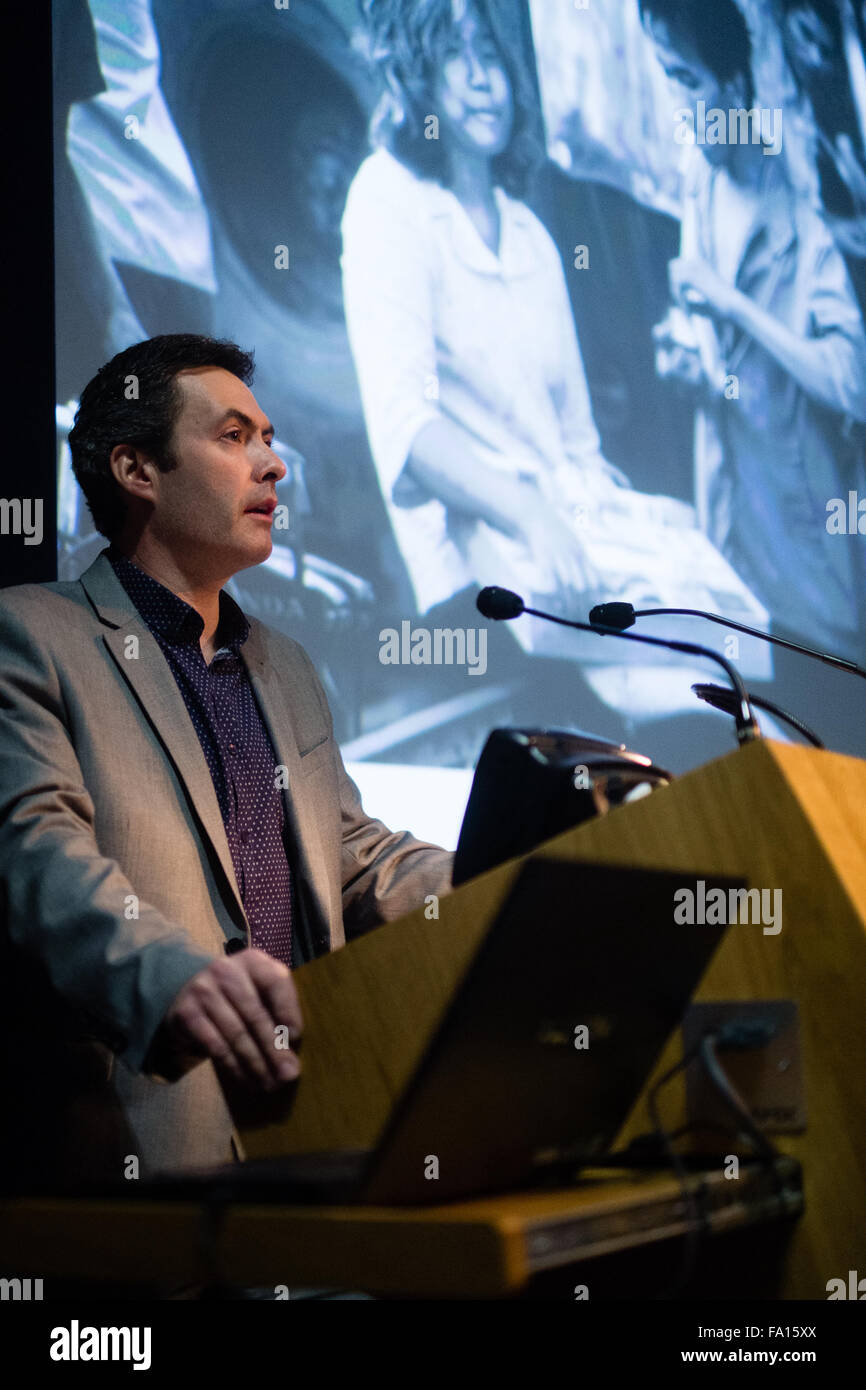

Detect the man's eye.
[{"left": 224, "top": 429, "right": 242, "bottom": 441}]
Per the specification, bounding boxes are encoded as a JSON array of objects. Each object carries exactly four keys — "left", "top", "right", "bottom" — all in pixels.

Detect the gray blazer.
[{"left": 0, "top": 550, "right": 454, "bottom": 1187}]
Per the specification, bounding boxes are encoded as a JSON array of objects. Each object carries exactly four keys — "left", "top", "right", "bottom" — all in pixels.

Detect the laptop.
[{"left": 128, "top": 858, "right": 734, "bottom": 1206}]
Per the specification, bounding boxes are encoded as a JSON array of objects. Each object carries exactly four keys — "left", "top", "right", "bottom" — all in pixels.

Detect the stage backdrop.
[{"left": 52, "top": 0, "right": 866, "bottom": 843}]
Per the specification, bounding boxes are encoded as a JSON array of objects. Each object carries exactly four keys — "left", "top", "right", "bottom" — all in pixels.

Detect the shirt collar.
[
  {"left": 429, "top": 182, "right": 539, "bottom": 278},
  {"left": 688, "top": 149, "right": 797, "bottom": 266},
  {"left": 107, "top": 546, "right": 250, "bottom": 653}
]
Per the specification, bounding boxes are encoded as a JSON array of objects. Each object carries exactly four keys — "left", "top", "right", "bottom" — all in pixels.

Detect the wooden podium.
[{"left": 233, "top": 739, "right": 866, "bottom": 1299}]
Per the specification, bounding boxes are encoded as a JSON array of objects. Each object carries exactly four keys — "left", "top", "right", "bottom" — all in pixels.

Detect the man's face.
[
  {"left": 646, "top": 16, "right": 739, "bottom": 168},
  {"left": 783, "top": 5, "right": 838, "bottom": 85},
  {"left": 434, "top": 3, "right": 513, "bottom": 157},
  {"left": 138, "top": 367, "right": 286, "bottom": 579}
]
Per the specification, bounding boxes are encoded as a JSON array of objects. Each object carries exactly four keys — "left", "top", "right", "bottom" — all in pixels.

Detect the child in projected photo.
[
  {"left": 641, "top": 0, "right": 866, "bottom": 663},
  {"left": 342, "top": 0, "right": 773, "bottom": 725},
  {"left": 342, "top": 0, "right": 632, "bottom": 624}
]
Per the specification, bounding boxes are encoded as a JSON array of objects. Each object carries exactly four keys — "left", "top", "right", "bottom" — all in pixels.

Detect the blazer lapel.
[{"left": 78, "top": 551, "right": 248, "bottom": 929}]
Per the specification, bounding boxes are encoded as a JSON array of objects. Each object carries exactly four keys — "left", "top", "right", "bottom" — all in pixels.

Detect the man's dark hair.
[
  {"left": 68, "top": 333, "right": 255, "bottom": 542},
  {"left": 638, "top": 0, "right": 755, "bottom": 107},
  {"left": 360, "top": 0, "right": 543, "bottom": 198},
  {"left": 776, "top": 0, "right": 842, "bottom": 47}
]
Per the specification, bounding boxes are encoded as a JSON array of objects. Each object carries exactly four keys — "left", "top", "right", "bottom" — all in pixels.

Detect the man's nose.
[{"left": 257, "top": 446, "right": 288, "bottom": 483}]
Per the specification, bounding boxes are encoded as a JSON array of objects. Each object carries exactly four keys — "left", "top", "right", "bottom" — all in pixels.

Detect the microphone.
[
  {"left": 589, "top": 601, "right": 866, "bottom": 680},
  {"left": 477, "top": 586, "right": 761, "bottom": 745},
  {"left": 477, "top": 585, "right": 525, "bottom": 621},
  {"left": 692, "top": 683, "right": 824, "bottom": 749}
]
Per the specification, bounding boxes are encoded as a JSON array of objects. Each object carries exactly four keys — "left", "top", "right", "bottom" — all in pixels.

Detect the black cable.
[
  {"left": 645, "top": 1042, "right": 711, "bottom": 1298},
  {"left": 562, "top": 1025, "right": 785, "bottom": 1297},
  {"left": 698, "top": 1034, "right": 780, "bottom": 1167},
  {"left": 642, "top": 1028, "right": 782, "bottom": 1297},
  {"left": 601, "top": 1119, "right": 769, "bottom": 1167}
]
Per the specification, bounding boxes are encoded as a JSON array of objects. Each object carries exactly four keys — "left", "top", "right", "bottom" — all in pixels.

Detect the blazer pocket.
[{"left": 297, "top": 737, "right": 332, "bottom": 777}]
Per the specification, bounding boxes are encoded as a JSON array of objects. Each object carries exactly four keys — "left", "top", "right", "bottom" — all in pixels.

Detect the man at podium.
[{"left": 0, "top": 333, "right": 454, "bottom": 1194}]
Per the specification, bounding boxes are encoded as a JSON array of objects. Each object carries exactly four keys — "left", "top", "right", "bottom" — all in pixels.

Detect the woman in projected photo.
[
  {"left": 641, "top": 0, "right": 866, "bottom": 662},
  {"left": 341, "top": 0, "right": 630, "bottom": 627}
]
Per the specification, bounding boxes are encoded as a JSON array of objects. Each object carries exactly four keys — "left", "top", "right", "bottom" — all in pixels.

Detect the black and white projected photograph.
[{"left": 53, "top": 0, "right": 866, "bottom": 838}]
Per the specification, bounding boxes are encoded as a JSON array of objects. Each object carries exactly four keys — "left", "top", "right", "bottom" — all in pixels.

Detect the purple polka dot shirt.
[{"left": 107, "top": 547, "right": 295, "bottom": 968}]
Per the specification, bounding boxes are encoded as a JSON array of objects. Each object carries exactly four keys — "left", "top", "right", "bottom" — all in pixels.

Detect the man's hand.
[
  {"left": 160, "top": 949, "right": 303, "bottom": 1091},
  {"left": 653, "top": 309, "right": 707, "bottom": 389},
  {"left": 668, "top": 256, "right": 737, "bottom": 322}
]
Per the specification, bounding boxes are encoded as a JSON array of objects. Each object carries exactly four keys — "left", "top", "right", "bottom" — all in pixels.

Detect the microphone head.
[
  {"left": 691, "top": 682, "right": 736, "bottom": 712},
  {"left": 477, "top": 586, "right": 525, "bottom": 621},
  {"left": 589, "top": 602, "right": 636, "bottom": 630}
]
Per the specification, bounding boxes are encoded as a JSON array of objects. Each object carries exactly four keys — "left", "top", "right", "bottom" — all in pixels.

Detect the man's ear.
[{"left": 109, "top": 444, "right": 159, "bottom": 505}]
